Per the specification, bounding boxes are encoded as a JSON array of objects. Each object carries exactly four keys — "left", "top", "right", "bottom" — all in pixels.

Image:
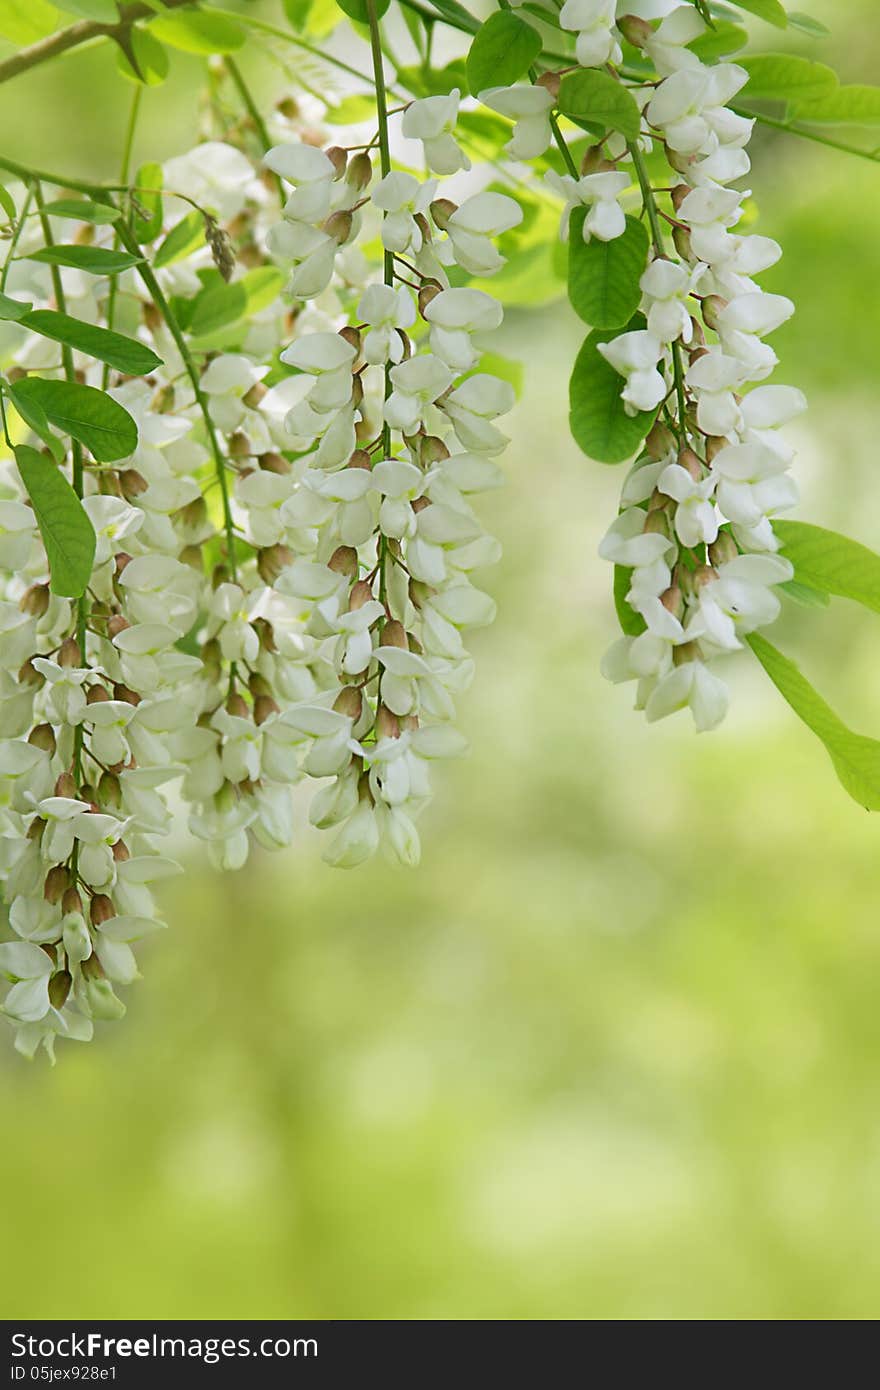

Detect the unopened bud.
[
  {"left": 672, "top": 225, "right": 693, "bottom": 262},
  {"left": 86, "top": 684, "right": 110, "bottom": 704},
  {"left": 418, "top": 282, "right": 442, "bottom": 317},
  {"left": 107, "top": 614, "right": 130, "bottom": 640},
  {"left": 62, "top": 885, "right": 83, "bottom": 917},
  {"left": 229, "top": 430, "right": 251, "bottom": 460},
  {"left": 348, "top": 579, "right": 375, "bottom": 612},
  {"left": 617, "top": 13, "right": 652, "bottom": 46},
  {"left": 226, "top": 691, "right": 250, "bottom": 719},
  {"left": 645, "top": 420, "right": 674, "bottom": 460},
  {"left": 55, "top": 770, "right": 77, "bottom": 799},
  {"left": 257, "top": 544, "right": 294, "bottom": 584},
  {"left": 535, "top": 70, "right": 561, "bottom": 100},
  {"left": 323, "top": 209, "right": 353, "bottom": 245},
  {"left": 408, "top": 578, "right": 433, "bottom": 609},
  {"left": 339, "top": 325, "right": 362, "bottom": 355},
  {"left": 112, "top": 682, "right": 140, "bottom": 706},
  {"left": 379, "top": 619, "right": 408, "bottom": 649},
  {"left": 429, "top": 198, "right": 457, "bottom": 230},
  {"left": 673, "top": 640, "right": 701, "bottom": 667},
  {"left": 18, "top": 658, "right": 44, "bottom": 689},
  {"left": 258, "top": 450, "right": 290, "bottom": 475},
  {"left": 19, "top": 583, "right": 50, "bottom": 617},
  {"left": 28, "top": 723, "right": 56, "bottom": 754},
  {"left": 708, "top": 532, "right": 738, "bottom": 566},
  {"left": 333, "top": 686, "right": 363, "bottom": 720},
  {"left": 44, "top": 866, "right": 70, "bottom": 904},
  {"left": 90, "top": 894, "right": 115, "bottom": 926},
  {"left": 420, "top": 435, "right": 450, "bottom": 466},
  {"left": 660, "top": 585, "right": 684, "bottom": 619},
  {"left": 678, "top": 446, "right": 703, "bottom": 481},
  {"left": 325, "top": 145, "right": 348, "bottom": 179},
  {"left": 329, "top": 545, "right": 359, "bottom": 579},
  {"left": 98, "top": 771, "right": 122, "bottom": 808},
  {"left": 347, "top": 448, "right": 372, "bottom": 470},
  {"left": 701, "top": 295, "right": 727, "bottom": 332},
  {"left": 693, "top": 564, "right": 718, "bottom": 589},
  {"left": 242, "top": 381, "right": 267, "bottom": 410},
  {"left": 346, "top": 151, "right": 373, "bottom": 190},
  {"left": 119, "top": 468, "right": 148, "bottom": 500},
  {"left": 48, "top": 970, "right": 72, "bottom": 1010},
  {"left": 376, "top": 704, "right": 400, "bottom": 740},
  {"left": 253, "top": 694, "right": 280, "bottom": 726}
]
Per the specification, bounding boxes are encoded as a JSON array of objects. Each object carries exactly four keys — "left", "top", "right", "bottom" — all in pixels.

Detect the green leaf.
[
  {"left": 283, "top": 0, "right": 313, "bottom": 29},
  {"left": 729, "top": 0, "right": 787, "bottom": 26},
  {"left": 747, "top": 633, "right": 880, "bottom": 811},
  {"left": 688, "top": 22, "right": 748, "bottom": 62},
  {"left": 397, "top": 60, "right": 470, "bottom": 98},
  {"left": 0, "top": 182, "right": 15, "bottom": 222},
  {"left": 786, "top": 11, "right": 830, "bottom": 38},
  {"left": 558, "top": 70, "right": 642, "bottom": 142},
  {"left": 25, "top": 245, "right": 143, "bottom": 275},
  {"left": 150, "top": 9, "right": 245, "bottom": 54},
  {"left": 0, "top": 291, "right": 32, "bottom": 321},
  {"left": 568, "top": 211, "right": 648, "bottom": 330},
  {"left": 130, "top": 162, "right": 163, "bottom": 242},
  {"left": 791, "top": 84, "right": 880, "bottom": 126},
  {"left": 10, "top": 378, "right": 138, "bottom": 463},
  {"left": 739, "top": 54, "right": 839, "bottom": 106},
  {"left": 614, "top": 564, "right": 646, "bottom": 636},
  {"left": 465, "top": 11, "right": 541, "bottom": 94},
  {"left": 40, "top": 198, "right": 122, "bottom": 226},
  {"left": 4, "top": 380, "right": 65, "bottom": 463},
  {"left": 188, "top": 267, "right": 285, "bottom": 339},
  {"left": 116, "top": 27, "right": 169, "bottom": 86},
  {"left": 779, "top": 578, "right": 830, "bottom": 609},
  {"left": 334, "top": 0, "right": 390, "bottom": 23},
  {"left": 0, "top": 0, "right": 59, "bottom": 44},
  {"left": 569, "top": 321, "right": 658, "bottom": 464},
  {"left": 324, "top": 95, "right": 378, "bottom": 125},
  {"left": 14, "top": 444, "right": 96, "bottom": 598},
  {"left": 20, "top": 311, "right": 162, "bottom": 377},
  {"left": 153, "top": 211, "right": 205, "bottom": 269},
  {"left": 775, "top": 521, "right": 880, "bottom": 614},
  {"left": 55, "top": 0, "right": 116, "bottom": 16}
]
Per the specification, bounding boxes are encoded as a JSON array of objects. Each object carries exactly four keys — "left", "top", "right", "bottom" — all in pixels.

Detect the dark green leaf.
[
  {"left": 188, "top": 267, "right": 285, "bottom": 338},
  {"left": 569, "top": 321, "right": 659, "bottom": 464},
  {"left": 0, "top": 0, "right": 58, "bottom": 43},
  {"left": 153, "top": 211, "right": 206, "bottom": 269},
  {"left": 0, "top": 291, "right": 32, "bottom": 321},
  {"left": 20, "top": 310, "right": 162, "bottom": 376},
  {"left": 334, "top": 0, "right": 390, "bottom": 22},
  {"left": 568, "top": 211, "right": 648, "bottom": 330},
  {"left": 466, "top": 11, "right": 541, "bottom": 94},
  {"left": 558, "top": 70, "right": 641, "bottom": 142},
  {"left": 150, "top": 10, "right": 245, "bottom": 54},
  {"left": 40, "top": 198, "right": 122, "bottom": 225},
  {"left": 747, "top": 633, "right": 880, "bottom": 811},
  {"left": 116, "top": 27, "right": 169, "bottom": 86},
  {"left": 26, "top": 245, "right": 143, "bottom": 275},
  {"left": 14, "top": 444, "right": 96, "bottom": 598},
  {"left": 688, "top": 22, "right": 748, "bottom": 62},
  {"left": 0, "top": 182, "right": 15, "bottom": 222},
  {"left": 779, "top": 579, "right": 830, "bottom": 609},
  {"left": 729, "top": 0, "right": 787, "bottom": 26},
  {"left": 791, "top": 84, "right": 880, "bottom": 125},
  {"left": 4, "top": 380, "right": 65, "bottom": 463},
  {"left": 614, "top": 564, "right": 647, "bottom": 636},
  {"left": 130, "top": 162, "right": 163, "bottom": 242},
  {"left": 10, "top": 378, "right": 138, "bottom": 463}
]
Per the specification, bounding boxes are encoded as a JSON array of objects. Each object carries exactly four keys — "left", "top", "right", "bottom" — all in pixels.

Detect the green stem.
[
  {"left": 225, "top": 55, "right": 285, "bottom": 201},
  {"left": 34, "top": 180, "right": 87, "bottom": 782},
  {"left": 117, "top": 223, "right": 238, "bottom": 583},
  {"left": 549, "top": 111, "right": 579, "bottom": 178},
  {"left": 365, "top": 0, "right": 392, "bottom": 606},
  {"left": 103, "top": 83, "right": 141, "bottom": 391},
  {"left": 1, "top": 185, "right": 34, "bottom": 293},
  {"left": 732, "top": 105, "right": 880, "bottom": 166}
]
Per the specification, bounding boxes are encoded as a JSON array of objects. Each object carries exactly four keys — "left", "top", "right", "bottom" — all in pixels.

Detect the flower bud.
[
  {"left": 349, "top": 579, "right": 375, "bottom": 611},
  {"left": 418, "top": 282, "right": 443, "bottom": 317},
  {"left": 179, "top": 544, "right": 204, "bottom": 571},
  {"left": 48, "top": 971, "right": 72, "bottom": 1010},
  {"left": 347, "top": 448, "right": 372, "bottom": 471},
  {"left": 643, "top": 509, "right": 673, "bottom": 541},
  {"left": 673, "top": 640, "right": 701, "bottom": 667},
  {"left": 107, "top": 614, "right": 130, "bottom": 639},
  {"left": 62, "top": 885, "right": 83, "bottom": 917},
  {"left": 323, "top": 209, "right": 353, "bottom": 245},
  {"left": 708, "top": 532, "right": 738, "bottom": 566},
  {"left": 44, "top": 866, "right": 70, "bottom": 905},
  {"left": 678, "top": 446, "right": 703, "bottom": 481},
  {"left": 346, "top": 151, "right": 373, "bottom": 190},
  {"left": 535, "top": 70, "right": 561, "bottom": 100},
  {"left": 329, "top": 545, "right": 359, "bottom": 579},
  {"left": 379, "top": 619, "right": 408, "bottom": 649},
  {"left": 670, "top": 184, "right": 691, "bottom": 213},
  {"left": 693, "top": 564, "right": 718, "bottom": 589},
  {"left": 229, "top": 430, "right": 251, "bottom": 461},
  {"left": 119, "top": 468, "right": 148, "bottom": 500},
  {"left": 419, "top": 435, "right": 450, "bottom": 466},
  {"left": 28, "top": 723, "right": 56, "bottom": 754},
  {"left": 257, "top": 543, "right": 294, "bottom": 584},
  {"left": 660, "top": 584, "right": 684, "bottom": 619},
  {"left": 325, "top": 145, "right": 348, "bottom": 179},
  {"left": 226, "top": 691, "right": 250, "bottom": 719},
  {"left": 258, "top": 451, "right": 290, "bottom": 475},
  {"left": 254, "top": 694, "right": 280, "bottom": 726},
  {"left": 54, "top": 771, "right": 77, "bottom": 799},
  {"left": 18, "top": 658, "right": 44, "bottom": 688},
  {"left": 90, "top": 894, "right": 115, "bottom": 927},
  {"left": 112, "top": 838, "right": 130, "bottom": 863},
  {"left": 672, "top": 225, "right": 693, "bottom": 262},
  {"left": 701, "top": 295, "right": 727, "bottom": 332},
  {"left": 112, "top": 681, "right": 140, "bottom": 706},
  {"left": 86, "top": 683, "right": 110, "bottom": 704},
  {"left": 617, "top": 13, "right": 652, "bottom": 46},
  {"left": 339, "top": 325, "right": 362, "bottom": 355},
  {"left": 243, "top": 381, "right": 267, "bottom": 409},
  {"left": 333, "top": 686, "right": 363, "bottom": 720},
  {"left": 429, "top": 198, "right": 457, "bottom": 231},
  {"left": 98, "top": 771, "right": 122, "bottom": 808},
  {"left": 376, "top": 704, "right": 400, "bottom": 740},
  {"left": 645, "top": 421, "right": 674, "bottom": 460},
  {"left": 19, "top": 583, "right": 50, "bottom": 617}
]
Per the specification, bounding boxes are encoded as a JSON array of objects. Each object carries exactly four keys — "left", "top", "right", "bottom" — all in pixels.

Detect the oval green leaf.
[
  {"left": 334, "top": 0, "right": 390, "bottom": 23},
  {"left": 775, "top": 521, "right": 880, "bottom": 612},
  {"left": 0, "top": 290, "right": 33, "bottom": 321},
  {"left": 153, "top": 211, "right": 206, "bottom": 269},
  {"left": 791, "top": 84, "right": 880, "bottom": 125},
  {"left": 55, "top": 0, "right": 118, "bottom": 19},
  {"left": 130, "top": 162, "right": 164, "bottom": 242},
  {"left": 116, "top": 27, "right": 169, "bottom": 86},
  {"left": 569, "top": 323, "right": 659, "bottom": 464},
  {"left": 40, "top": 199, "right": 122, "bottom": 226},
  {"left": 569, "top": 211, "right": 648, "bottom": 330},
  {"left": 730, "top": 0, "right": 787, "bottom": 26},
  {"left": 747, "top": 633, "right": 880, "bottom": 811},
  {"left": 466, "top": 11, "right": 541, "bottom": 95},
  {"left": 188, "top": 266, "right": 285, "bottom": 339},
  {"left": 14, "top": 444, "right": 96, "bottom": 598},
  {"left": 149, "top": 10, "right": 245, "bottom": 54},
  {"left": 558, "top": 70, "right": 642, "bottom": 142},
  {"left": 20, "top": 310, "right": 163, "bottom": 377},
  {"left": 4, "top": 380, "right": 65, "bottom": 463},
  {"left": 739, "top": 54, "right": 838, "bottom": 105},
  {"left": 10, "top": 378, "right": 138, "bottom": 463},
  {"left": 26, "top": 245, "right": 143, "bottom": 275}
]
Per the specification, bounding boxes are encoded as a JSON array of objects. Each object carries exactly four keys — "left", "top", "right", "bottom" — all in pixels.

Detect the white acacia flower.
[
  {"left": 658, "top": 462, "right": 718, "bottom": 547},
  {"left": 645, "top": 659, "right": 729, "bottom": 732},
  {"left": 545, "top": 170, "right": 630, "bottom": 243},
  {"left": 442, "top": 192, "right": 523, "bottom": 276},
  {"left": 401, "top": 91, "right": 470, "bottom": 175},
  {"left": 598, "top": 331, "right": 667, "bottom": 415},
  {"left": 710, "top": 442, "right": 799, "bottom": 528},
  {"left": 385, "top": 354, "right": 454, "bottom": 435},
  {"left": 372, "top": 172, "right": 437, "bottom": 255},
  {"left": 0, "top": 940, "right": 52, "bottom": 1023},
  {"left": 358, "top": 284, "right": 416, "bottom": 365},
  {"left": 440, "top": 375, "right": 515, "bottom": 455},
  {"left": 264, "top": 142, "right": 338, "bottom": 222},
  {"left": 423, "top": 288, "right": 503, "bottom": 372},
  {"left": 479, "top": 85, "right": 555, "bottom": 160},
  {"left": 688, "top": 553, "right": 793, "bottom": 650},
  {"left": 559, "top": 0, "right": 621, "bottom": 68},
  {"left": 640, "top": 258, "right": 704, "bottom": 344},
  {"left": 0, "top": 500, "right": 35, "bottom": 571}
]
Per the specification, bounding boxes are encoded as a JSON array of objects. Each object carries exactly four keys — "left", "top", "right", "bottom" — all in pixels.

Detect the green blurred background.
[{"left": 2, "top": 0, "right": 880, "bottom": 1321}]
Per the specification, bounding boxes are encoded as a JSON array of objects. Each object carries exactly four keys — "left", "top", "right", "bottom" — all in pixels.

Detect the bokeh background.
[{"left": 2, "top": 0, "right": 880, "bottom": 1320}]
